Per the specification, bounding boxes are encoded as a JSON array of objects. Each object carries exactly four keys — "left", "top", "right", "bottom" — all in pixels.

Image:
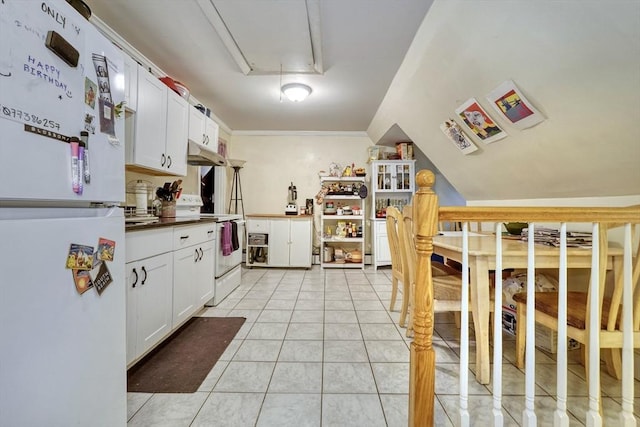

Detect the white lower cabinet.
[
  {"left": 246, "top": 216, "right": 312, "bottom": 268},
  {"left": 172, "top": 224, "right": 215, "bottom": 328},
  {"left": 373, "top": 219, "right": 391, "bottom": 268},
  {"left": 196, "top": 243, "right": 215, "bottom": 305},
  {"left": 126, "top": 229, "right": 173, "bottom": 366},
  {"left": 126, "top": 222, "right": 215, "bottom": 367}
]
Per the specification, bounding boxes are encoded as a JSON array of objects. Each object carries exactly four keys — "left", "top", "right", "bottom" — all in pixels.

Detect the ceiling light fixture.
[{"left": 281, "top": 83, "right": 312, "bottom": 102}]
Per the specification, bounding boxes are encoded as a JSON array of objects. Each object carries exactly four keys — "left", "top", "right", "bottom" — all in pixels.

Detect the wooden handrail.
[
  {"left": 410, "top": 169, "right": 640, "bottom": 427},
  {"left": 438, "top": 206, "right": 640, "bottom": 223}
]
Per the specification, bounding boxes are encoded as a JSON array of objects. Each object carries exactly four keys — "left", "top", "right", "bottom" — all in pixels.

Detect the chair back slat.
[
  {"left": 403, "top": 206, "right": 416, "bottom": 280},
  {"left": 386, "top": 206, "right": 405, "bottom": 280}
]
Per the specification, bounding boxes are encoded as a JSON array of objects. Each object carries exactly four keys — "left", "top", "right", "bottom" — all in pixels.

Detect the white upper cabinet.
[
  {"left": 188, "top": 106, "right": 219, "bottom": 154},
  {"left": 126, "top": 64, "right": 188, "bottom": 176},
  {"left": 123, "top": 53, "right": 138, "bottom": 112},
  {"left": 165, "top": 90, "right": 189, "bottom": 176}
]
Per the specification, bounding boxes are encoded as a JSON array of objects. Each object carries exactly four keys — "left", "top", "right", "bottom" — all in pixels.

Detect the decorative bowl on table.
[{"left": 504, "top": 222, "right": 528, "bottom": 235}]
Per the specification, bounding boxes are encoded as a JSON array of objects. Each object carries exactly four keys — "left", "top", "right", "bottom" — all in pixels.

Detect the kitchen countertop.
[
  {"left": 247, "top": 214, "right": 314, "bottom": 219},
  {"left": 125, "top": 217, "right": 217, "bottom": 232}
]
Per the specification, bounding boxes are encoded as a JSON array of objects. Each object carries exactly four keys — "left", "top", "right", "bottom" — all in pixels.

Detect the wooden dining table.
[{"left": 432, "top": 232, "right": 623, "bottom": 385}]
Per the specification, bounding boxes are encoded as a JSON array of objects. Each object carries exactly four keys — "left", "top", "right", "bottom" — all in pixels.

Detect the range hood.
[{"left": 187, "top": 140, "right": 227, "bottom": 166}]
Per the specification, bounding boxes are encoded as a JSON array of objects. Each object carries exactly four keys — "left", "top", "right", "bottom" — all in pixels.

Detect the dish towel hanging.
[
  {"left": 221, "top": 222, "right": 233, "bottom": 256},
  {"left": 231, "top": 221, "right": 239, "bottom": 251}
]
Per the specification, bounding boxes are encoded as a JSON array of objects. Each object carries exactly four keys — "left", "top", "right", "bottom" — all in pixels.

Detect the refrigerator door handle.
[
  {"left": 141, "top": 266, "right": 147, "bottom": 285},
  {"left": 132, "top": 268, "right": 138, "bottom": 288}
]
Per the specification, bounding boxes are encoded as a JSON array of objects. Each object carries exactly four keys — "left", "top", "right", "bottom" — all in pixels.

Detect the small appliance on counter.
[
  {"left": 285, "top": 181, "right": 298, "bottom": 215},
  {"left": 125, "top": 180, "right": 157, "bottom": 222}
]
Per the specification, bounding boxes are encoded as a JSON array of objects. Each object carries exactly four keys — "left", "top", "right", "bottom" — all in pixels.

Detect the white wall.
[
  {"left": 229, "top": 133, "right": 373, "bottom": 215},
  {"left": 229, "top": 132, "right": 373, "bottom": 248},
  {"left": 369, "top": 0, "right": 640, "bottom": 202}
]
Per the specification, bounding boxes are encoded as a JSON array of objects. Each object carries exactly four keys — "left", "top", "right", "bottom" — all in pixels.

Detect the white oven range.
[
  {"left": 205, "top": 214, "right": 244, "bottom": 306},
  {"left": 176, "top": 195, "right": 244, "bottom": 306}
]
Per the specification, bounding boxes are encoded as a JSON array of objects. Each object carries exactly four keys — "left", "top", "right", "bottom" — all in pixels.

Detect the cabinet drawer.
[
  {"left": 173, "top": 223, "right": 215, "bottom": 249},
  {"left": 247, "top": 219, "right": 269, "bottom": 233},
  {"left": 126, "top": 228, "right": 173, "bottom": 263}
]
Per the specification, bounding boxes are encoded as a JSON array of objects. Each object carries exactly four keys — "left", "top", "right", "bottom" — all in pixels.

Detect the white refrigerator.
[{"left": 0, "top": 1, "right": 127, "bottom": 425}]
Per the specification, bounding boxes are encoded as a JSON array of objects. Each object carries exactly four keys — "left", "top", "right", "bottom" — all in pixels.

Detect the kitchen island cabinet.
[{"left": 246, "top": 215, "right": 313, "bottom": 268}]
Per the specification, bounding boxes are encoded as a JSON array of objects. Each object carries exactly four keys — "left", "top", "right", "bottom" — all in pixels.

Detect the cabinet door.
[
  {"left": 376, "top": 163, "right": 394, "bottom": 190},
  {"left": 134, "top": 67, "right": 168, "bottom": 172},
  {"left": 188, "top": 106, "right": 206, "bottom": 145},
  {"left": 394, "top": 163, "right": 413, "bottom": 191},
  {"left": 165, "top": 90, "right": 188, "bottom": 176},
  {"left": 196, "top": 243, "right": 215, "bottom": 305},
  {"left": 123, "top": 54, "right": 138, "bottom": 111},
  {"left": 126, "top": 261, "right": 139, "bottom": 365},
  {"left": 136, "top": 252, "right": 173, "bottom": 358},
  {"left": 172, "top": 246, "right": 198, "bottom": 328},
  {"left": 374, "top": 220, "right": 391, "bottom": 265},
  {"left": 289, "top": 220, "right": 312, "bottom": 267},
  {"left": 204, "top": 118, "right": 219, "bottom": 152},
  {"left": 268, "top": 219, "right": 291, "bottom": 266}
]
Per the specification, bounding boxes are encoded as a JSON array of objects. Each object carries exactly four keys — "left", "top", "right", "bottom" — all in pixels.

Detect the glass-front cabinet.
[
  {"left": 374, "top": 162, "right": 414, "bottom": 191},
  {"left": 370, "top": 160, "right": 415, "bottom": 269}
]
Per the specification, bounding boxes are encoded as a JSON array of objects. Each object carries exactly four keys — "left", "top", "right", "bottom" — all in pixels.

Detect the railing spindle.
[
  {"left": 586, "top": 223, "right": 603, "bottom": 426},
  {"left": 523, "top": 223, "right": 537, "bottom": 426},
  {"left": 619, "top": 223, "right": 635, "bottom": 427},
  {"left": 493, "top": 222, "right": 504, "bottom": 426},
  {"left": 459, "top": 222, "right": 470, "bottom": 426},
  {"left": 554, "top": 223, "right": 570, "bottom": 427}
]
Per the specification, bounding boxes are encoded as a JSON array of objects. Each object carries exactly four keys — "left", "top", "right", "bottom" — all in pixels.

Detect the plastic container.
[{"left": 173, "top": 81, "right": 190, "bottom": 100}]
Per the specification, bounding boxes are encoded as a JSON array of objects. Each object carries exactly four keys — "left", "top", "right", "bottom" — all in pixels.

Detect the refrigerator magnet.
[
  {"left": 98, "top": 98, "right": 115, "bottom": 137},
  {"left": 91, "top": 262, "right": 113, "bottom": 295},
  {"left": 72, "top": 269, "right": 93, "bottom": 295},
  {"left": 66, "top": 244, "right": 95, "bottom": 270},
  {"left": 97, "top": 238, "right": 115, "bottom": 261}
]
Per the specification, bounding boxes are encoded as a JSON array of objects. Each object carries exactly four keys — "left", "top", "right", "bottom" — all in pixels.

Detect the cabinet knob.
[
  {"left": 167, "top": 156, "right": 172, "bottom": 168},
  {"left": 132, "top": 268, "right": 138, "bottom": 288},
  {"left": 160, "top": 153, "right": 166, "bottom": 166}
]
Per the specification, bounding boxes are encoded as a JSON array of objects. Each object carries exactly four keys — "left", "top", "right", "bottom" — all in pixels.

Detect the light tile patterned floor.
[{"left": 127, "top": 266, "right": 640, "bottom": 426}]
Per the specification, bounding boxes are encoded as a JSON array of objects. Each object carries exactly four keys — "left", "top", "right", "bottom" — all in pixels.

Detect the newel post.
[{"left": 409, "top": 170, "right": 438, "bottom": 427}]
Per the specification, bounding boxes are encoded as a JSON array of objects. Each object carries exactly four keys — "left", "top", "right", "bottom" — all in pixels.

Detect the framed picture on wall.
[
  {"left": 455, "top": 98, "right": 507, "bottom": 144},
  {"left": 487, "top": 80, "right": 545, "bottom": 129},
  {"left": 440, "top": 119, "right": 478, "bottom": 155}
]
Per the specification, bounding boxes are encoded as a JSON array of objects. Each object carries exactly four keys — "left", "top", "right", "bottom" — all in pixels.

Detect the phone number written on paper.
[{"left": 0, "top": 103, "right": 61, "bottom": 130}]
